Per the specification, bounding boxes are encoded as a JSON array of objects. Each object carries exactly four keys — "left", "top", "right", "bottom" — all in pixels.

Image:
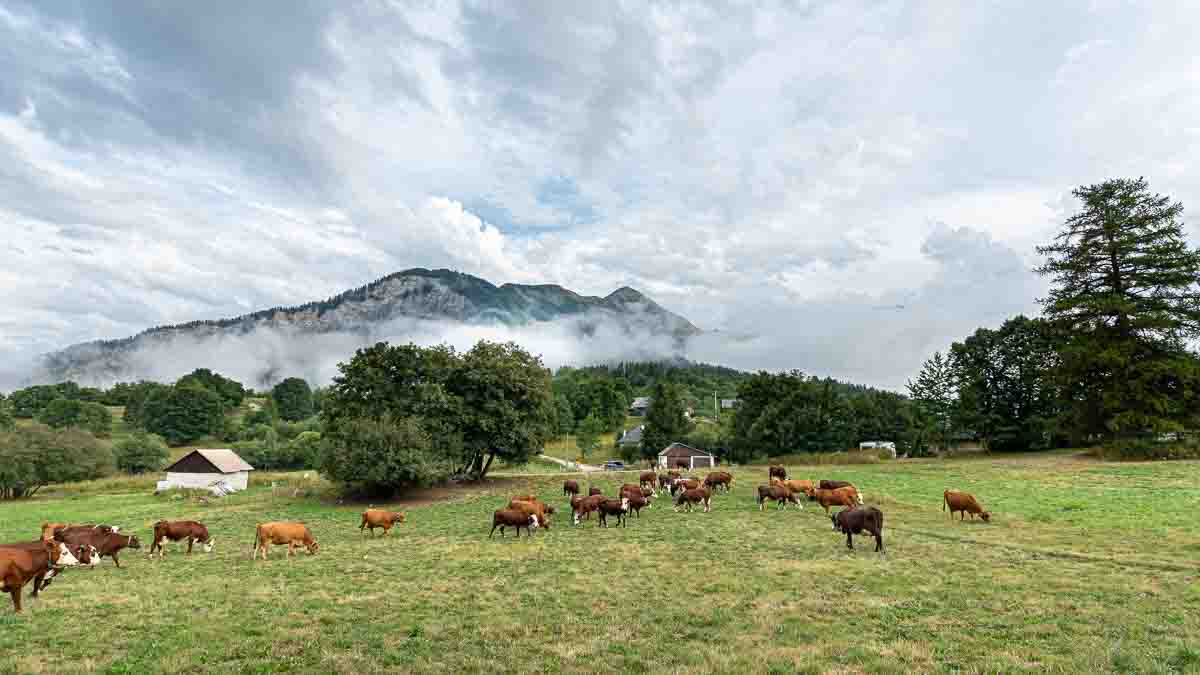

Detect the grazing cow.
[
  {"left": 572, "top": 495, "right": 606, "bottom": 524},
  {"left": 704, "top": 471, "right": 733, "bottom": 493},
  {"left": 0, "top": 541, "right": 82, "bottom": 612},
  {"left": 819, "top": 480, "right": 853, "bottom": 490},
  {"left": 639, "top": 471, "right": 657, "bottom": 491},
  {"left": 588, "top": 486, "right": 603, "bottom": 497},
  {"left": 673, "top": 487, "right": 712, "bottom": 513},
  {"left": 508, "top": 500, "right": 551, "bottom": 529},
  {"left": 490, "top": 509, "right": 539, "bottom": 538},
  {"left": 772, "top": 478, "right": 814, "bottom": 495},
  {"left": 54, "top": 528, "right": 141, "bottom": 568},
  {"left": 756, "top": 484, "right": 801, "bottom": 511},
  {"left": 769, "top": 465, "right": 787, "bottom": 482},
  {"left": 251, "top": 522, "right": 318, "bottom": 560},
  {"left": 671, "top": 478, "right": 701, "bottom": 496},
  {"left": 832, "top": 507, "right": 885, "bottom": 552},
  {"left": 563, "top": 480, "right": 580, "bottom": 497},
  {"left": 619, "top": 483, "right": 643, "bottom": 498},
  {"left": 597, "top": 497, "right": 630, "bottom": 528},
  {"left": 513, "top": 495, "right": 556, "bottom": 515},
  {"left": 625, "top": 492, "right": 650, "bottom": 518},
  {"left": 807, "top": 487, "right": 861, "bottom": 515},
  {"left": 150, "top": 520, "right": 214, "bottom": 558},
  {"left": 358, "top": 510, "right": 406, "bottom": 537},
  {"left": 943, "top": 490, "right": 991, "bottom": 522}
]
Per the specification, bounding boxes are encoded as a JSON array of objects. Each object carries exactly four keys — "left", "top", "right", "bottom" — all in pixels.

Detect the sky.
[{"left": 2, "top": 0, "right": 1199, "bottom": 390}]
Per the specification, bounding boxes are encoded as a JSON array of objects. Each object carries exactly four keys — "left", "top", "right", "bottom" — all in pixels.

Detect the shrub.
[
  {"left": 318, "top": 416, "right": 452, "bottom": 496},
  {"left": 1099, "top": 436, "right": 1200, "bottom": 461},
  {"left": 114, "top": 432, "right": 170, "bottom": 474},
  {"left": 272, "top": 377, "right": 314, "bottom": 422},
  {"left": 36, "top": 398, "right": 112, "bottom": 437},
  {"left": 0, "top": 424, "right": 113, "bottom": 498}
]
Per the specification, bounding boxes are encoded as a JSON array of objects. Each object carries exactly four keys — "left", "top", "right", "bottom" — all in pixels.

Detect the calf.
[
  {"left": 597, "top": 497, "right": 630, "bottom": 528},
  {"left": 55, "top": 528, "right": 140, "bottom": 568},
  {"left": 943, "top": 490, "right": 990, "bottom": 522},
  {"left": 756, "top": 484, "right": 801, "bottom": 510},
  {"left": 807, "top": 487, "right": 860, "bottom": 515},
  {"left": 704, "top": 471, "right": 733, "bottom": 493},
  {"left": 673, "top": 487, "right": 712, "bottom": 513},
  {"left": 625, "top": 492, "right": 650, "bottom": 518},
  {"left": 0, "top": 541, "right": 82, "bottom": 612},
  {"left": 490, "top": 509, "right": 539, "bottom": 538},
  {"left": 769, "top": 465, "right": 787, "bottom": 482},
  {"left": 251, "top": 522, "right": 318, "bottom": 560},
  {"left": 639, "top": 471, "right": 657, "bottom": 491},
  {"left": 508, "top": 500, "right": 551, "bottom": 529},
  {"left": 151, "top": 520, "right": 214, "bottom": 558},
  {"left": 572, "top": 495, "right": 606, "bottom": 524},
  {"left": 359, "top": 510, "right": 406, "bottom": 537},
  {"left": 563, "top": 480, "right": 580, "bottom": 497},
  {"left": 832, "top": 507, "right": 885, "bottom": 552}
]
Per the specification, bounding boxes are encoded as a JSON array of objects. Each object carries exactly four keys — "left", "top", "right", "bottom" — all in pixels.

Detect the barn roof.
[
  {"left": 165, "top": 448, "right": 255, "bottom": 474},
  {"left": 657, "top": 442, "right": 713, "bottom": 458},
  {"left": 631, "top": 397, "right": 651, "bottom": 408}
]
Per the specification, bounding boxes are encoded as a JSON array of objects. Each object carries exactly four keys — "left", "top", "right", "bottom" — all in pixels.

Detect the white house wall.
[{"left": 164, "top": 471, "right": 249, "bottom": 492}]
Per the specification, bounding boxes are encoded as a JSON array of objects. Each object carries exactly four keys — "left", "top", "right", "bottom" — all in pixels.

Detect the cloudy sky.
[{"left": 2, "top": 0, "right": 1199, "bottom": 390}]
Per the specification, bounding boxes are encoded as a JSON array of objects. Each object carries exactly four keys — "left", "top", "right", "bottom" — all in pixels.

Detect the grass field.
[{"left": 1, "top": 453, "right": 1198, "bottom": 674}]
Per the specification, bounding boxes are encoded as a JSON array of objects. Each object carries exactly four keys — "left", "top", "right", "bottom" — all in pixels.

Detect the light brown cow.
[
  {"left": 771, "top": 478, "right": 814, "bottom": 495},
  {"left": 508, "top": 500, "right": 551, "bottom": 529},
  {"left": 0, "top": 542, "right": 81, "bottom": 612},
  {"left": 40, "top": 522, "right": 70, "bottom": 543},
  {"left": 943, "top": 490, "right": 991, "bottom": 522},
  {"left": 359, "top": 510, "right": 406, "bottom": 537},
  {"left": 251, "top": 522, "right": 319, "bottom": 560},
  {"left": 807, "top": 487, "right": 861, "bottom": 515},
  {"left": 512, "top": 495, "right": 556, "bottom": 515}
]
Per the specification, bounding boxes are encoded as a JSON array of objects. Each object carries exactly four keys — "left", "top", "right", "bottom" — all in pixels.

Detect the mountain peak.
[{"left": 605, "top": 286, "right": 649, "bottom": 303}]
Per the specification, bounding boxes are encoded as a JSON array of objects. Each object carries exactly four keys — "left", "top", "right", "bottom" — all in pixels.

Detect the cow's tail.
[
  {"left": 942, "top": 490, "right": 948, "bottom": 511},
  {"left": 249, "top": 526, "right": 259, "bottom": 560}
]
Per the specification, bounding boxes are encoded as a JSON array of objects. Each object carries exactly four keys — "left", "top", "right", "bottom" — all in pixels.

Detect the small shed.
[
  {"left": 657, "top": 442, "right": 716, "bottom": 470},
  {"left": 630, "top": 397, "right": 651, "bottom": 416},
  {"left": 161, "top": 449, "right": 255, "bottom": 495},
  {"left": 618, "top": 425, "right": 644, "bottom": 447}
]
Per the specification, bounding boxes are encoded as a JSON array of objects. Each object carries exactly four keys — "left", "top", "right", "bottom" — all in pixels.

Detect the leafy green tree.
[
  {"left": 951, "top": 316, "right": 1059, "bottom": 451},
  {"left": 291, "top": 431, "right": 323, "bottom": 468},
  {"left": 114, "top": 432, "right": 170, "bottom": 474},
  {"left": 0, "top": 424, "right": 113, "bottom": 498},
  {"left": 142, "top": 385, "right": 225, "bottom": 445},
  {"left": 244, "top": 398, "right": 277, "bottom": 427},
  {"left": 35, "top": 399, "right": 112, "bottom": 437},
  {"left": 553, "top": 394, "right": 575, "bottom": 436},
  {"left": 575, "top": 413, "right": 604, "bottom": 459},
  {"left": 177, "top": 368, "right": 247, "bottom": 408},
  {"left": 271, "top": 377, "right": 314, "bottom": 422},
  {"left": 122, "top": 381, "right": 173, "bottom": 430},
  {"left": 318, "top": 416, "right": 450, "bottom": 495},
  {"left": 907, "top": 352, "right": 958, "bottom": 452},
  {"left": 640, "top": 382, "right": 691, "bottom": 460},
  {"left": 0, "top": 395, "right": 13, "bottom": 431},
  {"left": 8, "top": 385, "right": 60, "bottom": 418},
  {"left": 1036, "top": 178, "right": 1200, "bottom": 441}
]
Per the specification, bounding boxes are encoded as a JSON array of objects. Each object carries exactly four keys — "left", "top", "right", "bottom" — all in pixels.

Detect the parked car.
[{"left": 603, "top": 460, "right": 625, "bottom": 471}]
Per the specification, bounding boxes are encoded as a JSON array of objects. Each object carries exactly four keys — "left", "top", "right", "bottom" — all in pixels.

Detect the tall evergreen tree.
[
  {"left": 1036, "top": 178, "right": 1200, "bottom": 439},
  {"left": 907, "top": 351, "right": 958, "bottom": 452},
  {"left": 639, "top": 382, "right": 690, "bottom": 460}
]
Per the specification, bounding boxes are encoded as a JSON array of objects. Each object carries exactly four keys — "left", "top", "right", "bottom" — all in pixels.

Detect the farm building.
[
  {"left": 657, "top": 442, "right": 716, "bottom": 470},
  {"left": 630, "top": 397, "right": 651, "bottom": 416},
  {"left": 719, "top": 398, "right": 739, "bottom": 410},
  {"left": 160, "top": 449, "right": 255, "bottom": 495},
  {"left": 618, "top": 425, "right": 644, "bottom": 447}
]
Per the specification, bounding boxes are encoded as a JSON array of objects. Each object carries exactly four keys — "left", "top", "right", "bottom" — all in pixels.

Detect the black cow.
[{"left": 831, "top": 507, "right": 884, "bottom": 552}]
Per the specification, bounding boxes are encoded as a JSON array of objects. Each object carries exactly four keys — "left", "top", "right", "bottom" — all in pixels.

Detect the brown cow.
[
  {"left": 508, "top": 500, "right": 551, "bottom": 529},
  {"left": 639, "top": 471, "right": 657, "bottom": 491},
  {"left": 0, "top": 542, "right": 82, "bottom": 612},
  {"left": 772, "top": 478, "right": 814, "bottom": 495},
  {"left": 150, "top": 520, "right": 214, "bottom": 557},
  {"left": 597, "top": 497, "right": 630, "bottom": 528},
  {"left": 832, "top": 507, "right": 885, "bottom": 552},
  {"left": 944, "top": 490, "right": 991, "bottom": 522},
  {"left": 40, "top": 522, "right": 71, "bottom": 543},
  {"left": 513, "top": 495, "right": 556, "bottom": 515},
  {"left": 625, "top": 492, "right": 650, "bottom": 518},
  {"left": 54, "top": 528, "right": 140, "bottom": 568},
  {"left": 819, "top": 480, "right": 854, "bottom": 490},
  {"left": 757, "top": 484, "right": 801, "bottom": 511},
  {"left": 490, "top": 509, "right": 539, "bottom": 538},
  {"left": 807, "top": 487, "right": 860, "bottom": 515},
  {"left": 0, "top": 541, "right": 93, "bottom": 593},
  {"left": 704, "top": 471, "right": 733, "bottom": 493},
  {"left": 674, "top": 460, "right": 689, "bottom": 471},
  {"left": 657, "top": 474, "right": 673, "bottom": 490},
  {"left": 671, "top": 478, "right": 701, "bottom": 496},
  {"left": 667, "top": 470, "right": 681, "bottom": 479},
  {"left": 572, "top": 494, "right": 606, "bottom": 525},
  {"left": 588, "top": 486, "right": 603, "bottom": 497},
  {"left": 359, "top": 510, "right": 406, "bottom": 537},
  {"left": 251, "top": 522, "right": 319, "bottom": 560},
  {"left": 563, "top": 480, "right": 580, "bottom": 497},
  {"left": 673, "top": 487, "right": 712, "bottom": 513},
  {"left": 769, "top": 465, "right": 787, "bottom": 482}
]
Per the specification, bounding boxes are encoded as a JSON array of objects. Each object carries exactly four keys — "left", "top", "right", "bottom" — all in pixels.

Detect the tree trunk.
[{"left": 477, "top": 452, "right": 496, "bottom": 480}]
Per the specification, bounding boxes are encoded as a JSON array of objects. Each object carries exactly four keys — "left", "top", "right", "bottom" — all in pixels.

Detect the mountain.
[{"left": 35, "top": 268, "right": 702, "bottom": 387}]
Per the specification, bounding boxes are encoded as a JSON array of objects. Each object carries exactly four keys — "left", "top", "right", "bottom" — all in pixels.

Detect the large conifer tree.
[{"left": 1036, "top": 178, "right": 1200, "bottom": 439}]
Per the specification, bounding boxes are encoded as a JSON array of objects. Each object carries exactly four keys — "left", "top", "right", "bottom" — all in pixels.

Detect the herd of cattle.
[{"left": 0, "top": 466, "right": 993, "bottom": 614}]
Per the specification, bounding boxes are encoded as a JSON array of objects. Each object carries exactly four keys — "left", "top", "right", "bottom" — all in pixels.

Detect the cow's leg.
[
  {"left": 846, "top": 533, "right": 854, "bottom": 550},
  {"left": 287, "top": 542, "right": 295, "bottom": 559},
  {"left": 874, "top": 532, "right": 883, "bottom": 552},
  {"left": 111, "top": 551, "right": 120, "bottom": 568},
  {"left": 30, "top": 574, "right": 43, "bottom": 598},
  {"left": 9, "top": 587, "right": 20, "bottom": 613},
  {"left": 187, "top": 538, "right": 194, "bottom": 555}
]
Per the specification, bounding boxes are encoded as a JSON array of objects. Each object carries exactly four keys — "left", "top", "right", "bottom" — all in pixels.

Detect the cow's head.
[
  {"left": 306, "top": 540, "right": 320, "bottom": 555},
  {"left": 538, "top": 514, "right": 550, "bottom": 530},
  {"left": 50, "top": 541, "right": 81, "bottom": 567},
  {"left": 619, "top": 497, "right": 630, "bottom": 512},
  {"left": 125, "top": 535, "right": 141, "bottom": 549},
  {"left": 980, "top": 511, "right": 991, "bottom": 522},
  {"left": 528, "top": 516, "right": 539, "bottom": 530},
  {"left": 830, "top": 513, "right": 841, "bottom": 531},
  {"left": 202, "top": 538, "right": 215, "bottom": 553},
  {"left": 543, "top": 504, "right": 555, "bottom": 515}
]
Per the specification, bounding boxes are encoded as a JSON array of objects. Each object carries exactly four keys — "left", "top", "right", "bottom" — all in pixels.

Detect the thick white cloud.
[{"left": 2, "top": 0, "right": 1199, "bottom": 391}]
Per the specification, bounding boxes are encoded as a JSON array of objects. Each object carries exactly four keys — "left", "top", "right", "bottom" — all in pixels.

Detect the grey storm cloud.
[{"left": 2, "top": 0, "right": 1200, "bottom": 392}]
